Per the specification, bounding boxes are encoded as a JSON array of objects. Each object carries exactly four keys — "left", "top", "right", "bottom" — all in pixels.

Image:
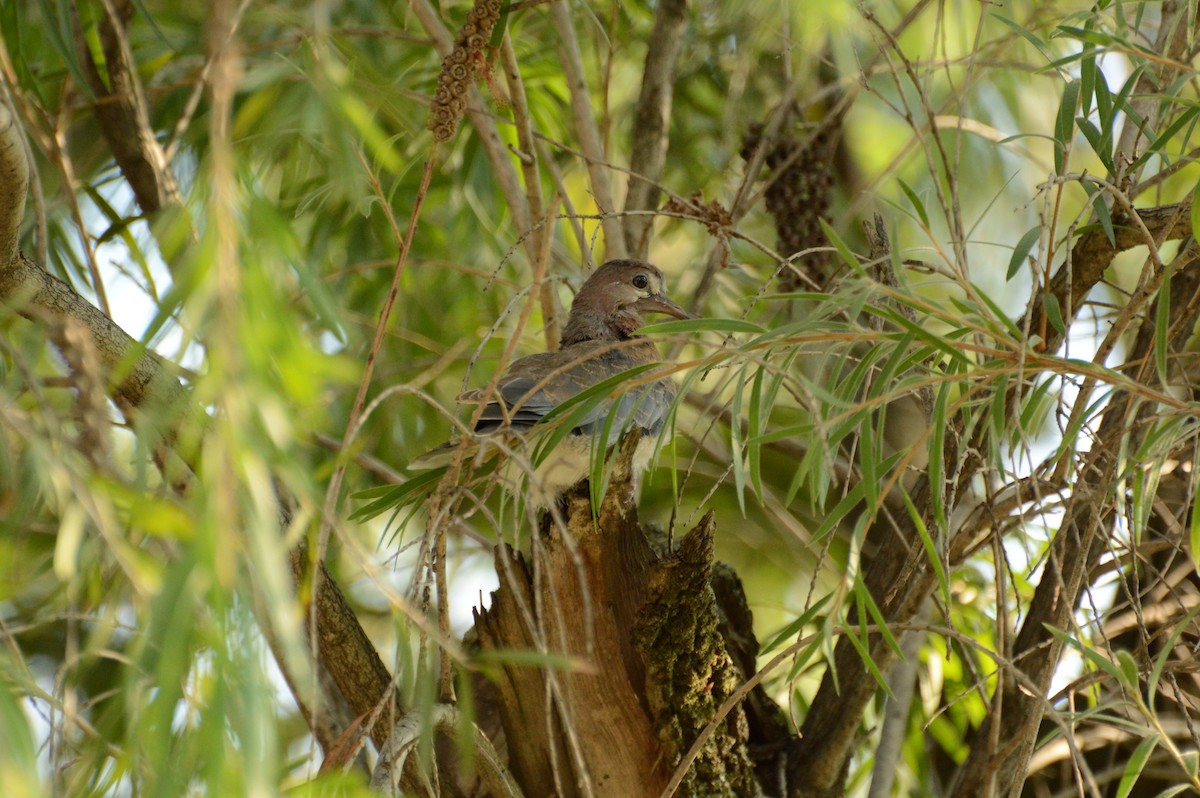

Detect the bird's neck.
[{"left": 560, "top": 309, "right": 643, "bottom": 347}]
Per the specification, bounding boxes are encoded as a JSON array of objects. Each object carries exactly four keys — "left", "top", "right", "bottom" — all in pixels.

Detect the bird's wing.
[{"left": 466, "top": 343, "right": 675, "bottom": 436}]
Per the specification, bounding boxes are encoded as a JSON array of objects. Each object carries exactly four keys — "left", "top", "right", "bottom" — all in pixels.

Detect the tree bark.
[{"left": 474, "top": 436, "right": 768, "bottom": 797}]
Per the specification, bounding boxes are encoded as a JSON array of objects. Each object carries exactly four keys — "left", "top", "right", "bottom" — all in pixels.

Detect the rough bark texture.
[
  {"left": 952, "top": 243, "right": 1200, "bottom": 797},
  {"left": 474, "top": 437, "right": 770, "bottom": 797},
  {"left": 634, "top": 513, "right": 760, "bottom": 798},
  {"left": 74, "top": 0, "right": 180, "bottom": 215}
]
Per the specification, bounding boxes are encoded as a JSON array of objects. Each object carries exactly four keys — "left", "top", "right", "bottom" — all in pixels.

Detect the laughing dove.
[{"left": 413, "top": 259, "right": 692, "bottom": 505}]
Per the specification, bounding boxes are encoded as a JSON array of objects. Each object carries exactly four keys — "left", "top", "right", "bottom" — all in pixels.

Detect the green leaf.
[
  {"left": 1191, "top": 179, "right": 1200, "bottom": 242},
  {"left": 748, "top": 367, "right": 765, "bottom": 500},
  {"left": 927, "top": 379, "right": 950, "bottom": 532},
  {"left": 730, "top": 365, "right": 748, "bottom": 515},
  {"left": 533, "top": 362, "right": 662, "bottom": 468},
  {"left": 36, "top": 0, "right": 95, "bottom": 101},
  {"left": 1041, "top": 292, "right": 1067, "bottom": 336},
  {"left": 1045, "top": 625, "right": 1122, "bottom": 681},
  {"left": 1094, "top": 64, "right": 1113, "bottom": 129},
  {"left": 1007, "top": 226, "right": 1043, "bottom": 280},
  {"left": 874, "top": 308, "right": 974, "bottom": 367},
  {"left": 1114, "top": 734, "right": 1159, "bottom": 798},
  {"left": 1079, "top": 52, "right": 1096, "bottom": 115},
  {"left": 992, "top": 13, "right": 1052, "bottom": 61},
  {"left": 350, "top": 467, "right": 448, "bottom": 521},
  {"left": 1131, "top": 104, "right": 1200, "bottom": 172},
  {"left": 841, "top": 614, "right": 895, "bottom": 699},
  {"left": 1117, "top": 649, "right": 1141, "bottom": 689},
  {"left": 902, "top": 487, "right": 950, "bottom": 608},
  {"left": 488, "top": 0, "right": 511, "bottom": 48},
  {"left": 819, "top": 219, "right": 861, "bottom": 273},
  {"left": 1155, "top": 259, "right": 1173, "bottom": 385},
  {"left": 1149, "top": 604, "right": 1200, "bottom": 699},
  {"left": 1054, "top": 79, "right": 1081, "bottom": 172},
  {"left": 637, "top": 317, "right": 765, "bottom": 335},
  {"left": 1085, "top": 183, "right": 1116, "bottom": 245},
  {"left": 761, "top": 593, "right": 833, "bottom": 655},
  {"left": 897, "top": 178, "right": 930, "bottom": 229}
]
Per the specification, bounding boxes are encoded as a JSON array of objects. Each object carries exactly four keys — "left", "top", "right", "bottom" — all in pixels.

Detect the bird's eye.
[{"left": 632, "top": 273, "right": 650, "bottom": 290}]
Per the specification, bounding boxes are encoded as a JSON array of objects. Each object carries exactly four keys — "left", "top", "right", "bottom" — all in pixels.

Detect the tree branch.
[
  {"left": 782, "top": 199, "right": 1195, "bottom": 797},
  {"left": 622, "top": 0, "right": 688, "bottom": 258},
  {"left": 950, "top": 243, "right": 1200, "bottom": 797},
  {"left": 0, "top": 89, "right": 26, "bottom": 268},
  {"left": 73, "top": 0, "right": 181, "bottom": 215},
  {"left": 1027, "top": 200, "right": 1192, "bottom": 357},
  {"left": 0, "top": 90, "right": 400, "bottom": 767},
  {"left": 547, "top": 1, "right": 626, "bottom": 260}
]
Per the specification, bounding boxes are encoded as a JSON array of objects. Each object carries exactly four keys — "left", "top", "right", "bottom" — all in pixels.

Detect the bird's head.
[{"left": 562, "top": 259, "right": 692, "bottom": 344}]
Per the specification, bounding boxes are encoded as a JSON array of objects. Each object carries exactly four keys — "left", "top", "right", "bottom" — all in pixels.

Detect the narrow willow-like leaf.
[
  {"left": 1041, "top": 291, "right": 1067, "bottom": 335},
  {"left": 855, "top": 581, "right": 903, "bottom": 659},
  {"left": 897, "top": 178, "right": 931, "bottom": 228},
  {"left": 748, "top": 367, "right": 765, "bottom": 500},
  {"left": 1149, "top": 604, "right": 1200, "bottom": 699},
  {"left": 761, "top": 593, "right": 833, "bottom": 655},
  {"left": 1054, "top": 79, "right": 1081, "bottom": 173},
  {"left": 1076, "top": 117, "right": 1115, "bottom": 174},
  {"left": 1152, "top": 261, "right": 1171, "bottom": 386},
  {"left": 1045, "top": 625, "right": 1123, "bottom": 682},
  {"left": 731, "top": 365, "right": 748, "bottom": 515},
  {"left": 1085, "top": 182, "right": 1117, "bottom": 245},
  {"left": 841, "top": 609, "right": 896, "bottom": 699},
  {"left": 1132, "top": 104, "right": 1200, "bottom": 171},
  {"left": 927, "top": 378, "right": 952, "bottom": 533},
  {"left": 857, "top": 408, "right": 880, "bottom": 514},
  {"left": 37, "top": 0, "right": 96, "bottom": 101},
  {"left": 1079, "top": 51, "right": 1096, "bottom": 115},
  {"left": 589, "top": 387, "right": 628, "bottom": 509},
  {"left": 638, "top": 317, "right": 765, "bottom": 335},
  {"left": 819, "top": 218, "right": 862, "bottom": 274},
  {"left": 532, "top": 362, "right": 662, "bottom": 465},
  {"left": 902, "top": 488, "right": 950, "bottom": 608},
  {"left": 992, "top": 13, "right": 1052, "bottom": 60},
  {"left": 351, "top": 467, "right": 448, "bottom": 521},
  {"left": 875, "top": 309, "right": 974, "bottom": 367},
  {"left": 1007, "top": 226, "right": 1042, "bottom": 281},
  {"left": 814, "top": 480, "right": 867, "bottom": 541},
  {"left": 1094, "top": 65, "right": 1114, "bottom": 129},
  {"left": 1114, "top": 734, "right": 1159, "bottom": 798},
  {"left": 1191, "top": 179, "right": 1200, "bottom": 242}
]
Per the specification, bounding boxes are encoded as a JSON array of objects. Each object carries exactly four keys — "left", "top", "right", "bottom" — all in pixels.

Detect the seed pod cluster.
[
  {"left": 741, "top": 122, "right": 838, "bottom": 289},
  {"left": 429, "top": 0, "right": 503, "bottom": 142}
]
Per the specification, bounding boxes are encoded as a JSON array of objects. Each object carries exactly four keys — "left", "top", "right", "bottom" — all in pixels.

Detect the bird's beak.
[{"left": 634, "top": 294, "right": 693, "bottom": 320}]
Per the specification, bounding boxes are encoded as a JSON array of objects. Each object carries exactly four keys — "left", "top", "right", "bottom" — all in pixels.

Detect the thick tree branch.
[
  {"left": 0, "top": 94, "right": 186, "bottom": 419},
  {"left": 0, "top": 92, "right": 399, "bottom": 767},
  {"left": 622, "top": 0, "right": 688, "bottom": 258},
  {"left": 1028, "top": 200, "right": 1192, "bottom": 357},
  {"left": 0, "top": 91, "right": 26, "bottom": 268},
  {"left": 289, "top": 545, "right": 402, "bottom": 749},
  {"left": 950, "top": 244, "right": 1200, "bottom": 797},
  {"left": 783, "top": 202, "right": 1195, "bottom": 797},
  {"left": 74, "top": 0, "right": 181, "bottom": 215}
]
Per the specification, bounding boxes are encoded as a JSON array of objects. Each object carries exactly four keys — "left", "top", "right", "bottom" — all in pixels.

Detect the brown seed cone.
[
  {"left": 428, "top": 0, "right": 504, "bottom": 142},
  {"left": 741, "top": 121, "right": 840, "bottom": 290}
]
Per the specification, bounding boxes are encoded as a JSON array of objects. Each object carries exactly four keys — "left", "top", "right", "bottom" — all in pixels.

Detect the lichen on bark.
[{"left": 634, "top": 514, "right": 760, "bottom": 797}]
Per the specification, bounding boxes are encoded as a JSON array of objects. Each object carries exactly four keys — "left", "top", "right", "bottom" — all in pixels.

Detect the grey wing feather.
[{"left": 470, "top": 345, "right": 674, "bottom": 437}]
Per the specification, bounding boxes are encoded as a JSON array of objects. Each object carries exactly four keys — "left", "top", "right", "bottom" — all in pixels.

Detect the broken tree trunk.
[{"left": 472, "top": 436, "right": 783, "bottom": 797}]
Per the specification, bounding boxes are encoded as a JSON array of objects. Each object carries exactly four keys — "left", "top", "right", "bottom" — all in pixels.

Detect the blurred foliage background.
[{"left": 1, "top": 0, "right": 1199, "bottom": 795}]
